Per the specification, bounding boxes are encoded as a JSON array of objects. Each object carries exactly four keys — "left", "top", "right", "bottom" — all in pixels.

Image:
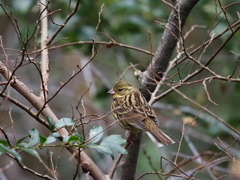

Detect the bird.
[{"left": 107, "top": 80, "right": 175, "bottom": 147}]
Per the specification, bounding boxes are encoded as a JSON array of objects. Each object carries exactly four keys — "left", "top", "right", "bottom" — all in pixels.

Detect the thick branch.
[{"left": 121, "top": 133, "right": 142, "bottom": 180}]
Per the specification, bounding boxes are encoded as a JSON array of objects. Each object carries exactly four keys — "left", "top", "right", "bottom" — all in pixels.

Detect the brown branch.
[
  {"left": 8, "top": 154, "right": 55, "bottom": 180},
  {"left": 217, "top": 0, "right": 234, "bottom": 33},
  {"left": 121, "top": 132, "right": 142, "bottom": 180},
  {"left": 26, "top": 40, "right": 155, "bottom": 57},
  {"left": 0, "top": 127, "right": 12, "bottom": 146}
]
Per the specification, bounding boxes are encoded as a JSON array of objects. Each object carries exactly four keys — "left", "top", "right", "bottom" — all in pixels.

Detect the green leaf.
[
  {"left": 101, "top": 135, "right": 127, "bottom": 155},
  {"left": 0, "top": 144, "right": 8, "bottom": 155},
  {"left": 39, "top": 135, "right": 47, "bottom": 145},
  {"left": 68, "top": 135, "right": 79, "bottom": 143},
  {"left": 45, "top": 116, "right": 55, "bottom": 132},
  {"left": 102, "top": 135, "right": 126, "bottom": 146},
  {"left": 20, "top": 147, "right": 40, "bottom": 159},
  {"left": 51, "top": 132, "right": 61, "bottom": 138},
  {"left": 89, "top": 126, "right": 103, "bottom": 144},
  {"left": 68, "top": 135, "right": 83, "bottom": 143},
  {"left": 16, "top": 136, "right": 28, "bottom": 145},
  {"left": 86, "top": 135, "right": 127, "bottom": 159},
  {"left": 45, "top": 137, "right": 57, "bottom": 144},
  {"left": 0, "top": 140, "right": 8, "bottom": 146},
  {"left": 71, "top": 131, "right": 83, "bottom": 143},
  {"left": 18, "top": 142, "right": 31, "bottom": 148},
  {"left": 102, "top": 143, "right": 127, "bottom": 155},
  {"left": 28, "top": 129, "right": 40, "bottom": 147},
  {"left": 87, "top": 144, "right": 114, "bottom": 159},
  {"left": 62, "top": 134, "right": 83, "bottom": 144},
  {"left": 55, "top": 118, "right": 75, "bottom": 129},
  {"left": 0, "top": 144, "right": 22, "bottom": 162},
  {"left": 62, "top": 136, "right": 70, "bottom": 144}
]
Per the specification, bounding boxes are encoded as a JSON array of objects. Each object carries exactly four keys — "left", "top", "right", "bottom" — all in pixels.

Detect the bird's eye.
[{"left": 118, "top": 89, "right": 123, "bottom": 92}]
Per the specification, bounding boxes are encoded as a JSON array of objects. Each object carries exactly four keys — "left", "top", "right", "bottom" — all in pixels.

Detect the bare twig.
[
  {"left": 0, "top": 127, "right": 12, "bottom": 146},
  {"left": 46, "top": 0, "right": 81, "bottom": 45},
  {"left": 8, "top": 108, "right": 17, "bottom": 141},
  {"left": 93, "top": 4, "right": 104, "bottom": 40},
  {"left": 27, "top": 40, "right": 155, "bottom": 57},
  {"left": 217, "top": 0, "right": 234, "bottom": 33},
  {"left": 76, "top": 84, "right": 93, "bottom": 141},
  {"left": 202, "top": 80, "right": 218, "bottom": 105}
]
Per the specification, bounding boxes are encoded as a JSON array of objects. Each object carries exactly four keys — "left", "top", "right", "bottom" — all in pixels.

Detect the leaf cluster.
[{"left": 0, "top": 117, "right": 127, "bottom": 163}]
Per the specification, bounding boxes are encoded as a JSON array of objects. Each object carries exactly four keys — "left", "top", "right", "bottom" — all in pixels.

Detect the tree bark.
[{"left": 121, "top": 133, "right": 142, "bottom": 180}]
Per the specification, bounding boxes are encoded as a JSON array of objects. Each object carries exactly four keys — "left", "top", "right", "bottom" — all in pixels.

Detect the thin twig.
[
  {"left": 202, "top": 80, "right": 218, "bottom": 105},
  {"left": 46, "top": 0, "right": 81, "bottom": 45}
]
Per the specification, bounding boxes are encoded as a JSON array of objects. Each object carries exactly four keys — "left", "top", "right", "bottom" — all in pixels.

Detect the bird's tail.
[
  {"left": 146, "top": 130, "right": 175, "bottom": 147},
  {"left": 145, "top": 119, "right": 175, "bottom": 147}
]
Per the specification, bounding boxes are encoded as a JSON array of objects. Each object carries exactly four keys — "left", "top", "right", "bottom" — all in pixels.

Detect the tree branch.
[
  {"left": 121, "top": 133, "right": 142, "bottom": 180},
  {"left": 39, "top": 0, "right": 50, "bottom": 100}
]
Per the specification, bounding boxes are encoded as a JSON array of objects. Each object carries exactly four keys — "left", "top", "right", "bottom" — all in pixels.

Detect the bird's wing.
[
  {"left": 141, "top": 98, "right": 159, "bottom": 126},
  {"left": 131, "top": 89, "right": 159, "bottom": 126}
]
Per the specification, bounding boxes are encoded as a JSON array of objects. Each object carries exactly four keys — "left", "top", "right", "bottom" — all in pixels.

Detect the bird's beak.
[{"left": 107, "top": 89, "right": 116, "bottom": 95}]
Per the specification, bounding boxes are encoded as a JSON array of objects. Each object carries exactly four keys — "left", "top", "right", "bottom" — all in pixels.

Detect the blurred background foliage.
[{"left": 0, "top": 0, "right": 240, "bottom": 179}]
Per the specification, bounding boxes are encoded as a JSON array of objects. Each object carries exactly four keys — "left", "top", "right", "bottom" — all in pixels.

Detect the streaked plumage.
[{"left": 108, "top": 80, "right": 175, "bottom": 147}]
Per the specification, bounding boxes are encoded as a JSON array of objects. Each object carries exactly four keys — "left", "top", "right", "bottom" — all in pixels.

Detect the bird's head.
[{"left": 107, "top": 80, "right": 133, "bottom": 98}]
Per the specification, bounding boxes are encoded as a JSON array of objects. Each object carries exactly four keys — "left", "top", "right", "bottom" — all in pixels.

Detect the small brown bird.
[{"left": 108, "top": 80, "right": 175, "bottom": 147}]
